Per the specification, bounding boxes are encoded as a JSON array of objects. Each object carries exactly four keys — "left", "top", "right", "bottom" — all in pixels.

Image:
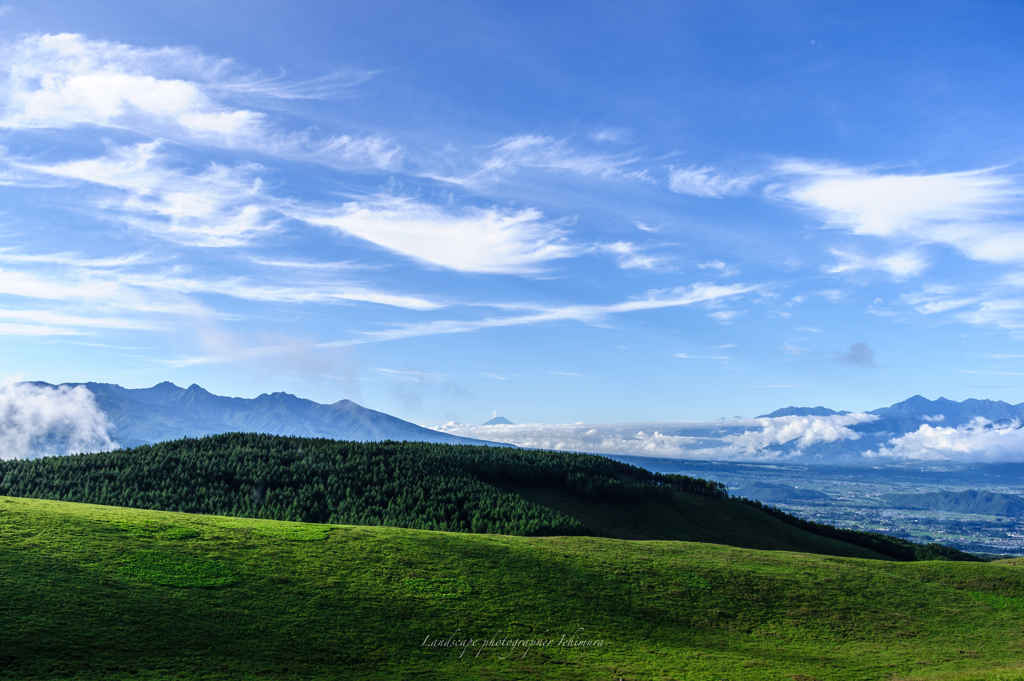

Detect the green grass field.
[{"left": 4, "top": 495, "right": 1024, "bottom": 680}]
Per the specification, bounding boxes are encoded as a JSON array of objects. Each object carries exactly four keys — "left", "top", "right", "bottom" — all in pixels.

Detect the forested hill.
[
  {"left": 0, "top": 434, "right": 723, "bottom": 536},
  {"left": 0, "top": 434, "right": 974, "bottom": 561}
]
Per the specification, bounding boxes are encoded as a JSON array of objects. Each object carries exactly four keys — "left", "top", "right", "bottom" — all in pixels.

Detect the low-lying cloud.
[
  {"left": 0, "top": 383, "right": 118, "bottom": 459},
  {"left": 438, "top": 412, "right": 1024, "bottom": 464},
  {"left": 434, "top": 413, "right": 876, "bottom": 461},
  {"left": 872, "top": 417, "right": 1024, "bottom": 463}
]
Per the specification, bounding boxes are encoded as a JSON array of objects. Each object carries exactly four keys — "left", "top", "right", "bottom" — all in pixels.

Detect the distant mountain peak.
[
  {"left": 756, "top": 406, "right": 847, "bottom": 418},
  {"left": 483, "top": 416, "right": 513, "bottom": 425}
]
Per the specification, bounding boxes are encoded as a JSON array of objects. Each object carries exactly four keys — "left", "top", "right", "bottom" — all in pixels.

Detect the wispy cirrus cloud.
[
  {"left": 669, "top": 166, "right": 759, "bottom": 197},
  {"left": 673, "top": 352, "right": 731, "bottom": 360},
  {"left": 7, "top": 140, "right": 584, "bottom": 273},
  {"left": 593, "top": 241, "right": 670, "bottom": 270},
  {"left": 697, "top": 260, "right": 740, "bottom": 276},
  {"left": 0, "top": 33, "right": 401, "bottom": 168},
  {"left": 350, "top": 282, "right": 756, "bottom": 344},
  {"left": 826, "top": 248, "right": 927, "bottom": 278},
  {"left": 118, "top": 272, "right": 442, "bottom": 311},
  {"left": 901, "top": 285, "right": 978, "bottom": 315},
  {"left": 1, "top": 33, "right": 255, "bottom": 137},
  {"left": 169, "top": 282, "right": 758, "bottom": 365},
  {"left": 778, "top": 161, "right": 1024, "bottom": 264},
  {"left": 0, "top": 242, "right": 441, "bottom": 338},
  {"left": 433, "top": 135, "right": 651, "bottom": 187},
  {"left": 291, "top": 195, "right": 579, "bottom": 274},
  {"left": 372, "top": 367, "right": 447, "bottom": 383},
  {"left": 19, "top": 141, "right": 279, "bottom": 247},
  {"left": 707, "top": 309, "right": 745, "bottom": 323}
]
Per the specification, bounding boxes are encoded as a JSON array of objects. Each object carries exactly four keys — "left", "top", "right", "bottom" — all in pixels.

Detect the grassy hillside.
[
  {"left": 2, "top": 496, "right": 1024, "bottom": 680},
  {"left": 0, "top": 434, "right": 974, "bottom": 561}
]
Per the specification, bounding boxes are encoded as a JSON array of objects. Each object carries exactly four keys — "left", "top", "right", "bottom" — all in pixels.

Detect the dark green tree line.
[{"left": 0, "top": 434, "right": 726, "bottom": 537}]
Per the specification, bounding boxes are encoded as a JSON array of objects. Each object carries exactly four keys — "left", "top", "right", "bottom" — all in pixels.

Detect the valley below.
[{"left": 617, "top": 456, "right": 1024, "bottom": 557}]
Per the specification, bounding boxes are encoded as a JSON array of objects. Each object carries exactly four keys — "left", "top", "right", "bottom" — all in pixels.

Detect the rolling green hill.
[
  {"left": 0, "top": 433, "right": 975, "bottom": 561},
  {"left": 2, "top": 496, "right": 1024, "bottom": 680}
]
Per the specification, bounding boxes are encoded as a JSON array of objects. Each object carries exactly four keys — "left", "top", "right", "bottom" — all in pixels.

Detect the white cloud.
[
  {"left": 594, "top": 241, "right": 668, "bottom": 270},
  {"left": 956, "top": 299, "right": 1024, "bottom": 331},
  {"left": 11, "top": 141, "right": 574, "bottom": 271},
  {"left": 0, "top": 33, "right": 400, "bottom": 167},
  {"left": 720, "top": 413, "right": 875, "bottom": 455},
  {"left": 372, "top": 367, "right": 446, "bottom": 383},
  {"left": 779, "top": 161, "right": 1024, "bottom": 265},
  {"left": 291, "top": 195, "right": 578, "bottom": 274},
  {"left": 593, "top": 129, "right": 628, "bottom": 143},
  {"left": 1, "top": 33, "right": 260, "bottom": 140},
  {"left": 674, "top": 352, "right": 730, "bottom": 360},
  {"left": 213, "top": 68, "right": 380, "bottom": 100},
  {"left": 894, "top": 284, "right": 1024, "bottom": 333},
  {"left": 0, "top": 383, "right": 118, "bottom": 459},
  {"left": 441, "top": 135, "right": 650, "bottom": 187},
  {"left": 0, "top": 245, "right": 440, "bottom": 339},
  {"left": 826, "top": 248, "right": 927, "bottom": 278},
  {"left": 778, "top": 341, "right": 809, "bottom": 356},
  {"left": 697, "top": 260, "right": 740, "bottom": 276},
  {"left": 901, "top": 287, "right": 978, "bottom": 315},
  {"left": 873, "top": 417, "right": 1024, "bottom": 463},
  {"left": 669, "top": 166, "right": 757, "bottom": 198},
  {"left": 172, "top": 282, "right": 757, "bottom": 365},
  {"left": 433, "top": 413, "right": 875, "bottom": 461},
  {"left": 117, "top": 272, "right": 441, "bottom": 311},
  {"left": 20, "top": 142, "right": 278, "bottom": 247},
  {"left": 708, "top": 309, "right": 745, "bottom": 322},
  {"left": 0, "top": 265, "right": 209, "bottom": 326},
  {"left": 351, "top": 282, "right": 755, "bottom": 343}
]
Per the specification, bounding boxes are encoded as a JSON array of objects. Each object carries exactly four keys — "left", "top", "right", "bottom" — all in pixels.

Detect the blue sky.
[{"left": 2, "top": 1, "right": 1024, "bottom": 428}]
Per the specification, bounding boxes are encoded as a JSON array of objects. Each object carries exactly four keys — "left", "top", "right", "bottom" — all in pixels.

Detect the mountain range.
[
  {"left": 760, "top": 394, "right": 1024, "bottom": 427},
  {"left": 20, "top": 382, "right": 1024, "bottom": 463},
  {"left": 753, "top": 394, "right": 1024, "bottom": 461},
  {"left": 28, "top": 381, "right": 502, "bottom": 449}
]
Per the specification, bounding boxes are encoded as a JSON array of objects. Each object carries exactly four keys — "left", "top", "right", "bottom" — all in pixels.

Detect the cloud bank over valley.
[{"left": 436, "top": 409, "right": 1024, "bottom": 464}]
